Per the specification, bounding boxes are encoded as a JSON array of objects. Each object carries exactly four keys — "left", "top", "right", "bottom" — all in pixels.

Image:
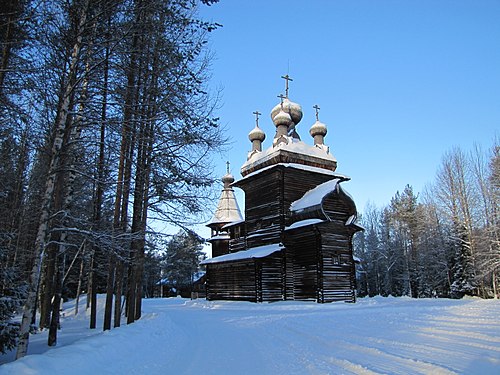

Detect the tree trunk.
[
  {"left": 15, "top": 0, "right": 90, "bottom": 359},
  {"left": 88, "top": 252, "right": 97, "bottom": 329},
  {"left": 88, "top": 9, "right": 110, "bottom": 329},
  {"left": 104, "top": 3, "right": 141, "bottom": 329},
  {"left": 39, "top": 241, "right": 57, "bottom": 329},
  {"left": 134, "top": 121, "right": 154, "bottom": 321},
  {"left": 103, "top": 253, "right": 115, "bottom": 331},
  {"left": 48, "top": 248, "right": 65, "bottom": 346},
  {"left": 113, "top": 260, "right": 123, "bottom": 327},
  {"left": 0, "top": 0, "right": 19, "bottom": 94}
]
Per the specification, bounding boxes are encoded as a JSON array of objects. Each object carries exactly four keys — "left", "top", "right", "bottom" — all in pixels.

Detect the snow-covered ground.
[{"left": 1, "top": 296, "right": 499, "bottom": 374}]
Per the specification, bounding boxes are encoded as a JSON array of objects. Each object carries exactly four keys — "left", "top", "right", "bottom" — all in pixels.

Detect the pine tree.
[{"left": 162, "top": 231, "right": 205, "bottom": 297}]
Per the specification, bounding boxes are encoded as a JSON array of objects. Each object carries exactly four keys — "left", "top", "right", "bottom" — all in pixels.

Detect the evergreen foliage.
[{"left": 161, "top": 230, "right": 205, "bottom": 296}]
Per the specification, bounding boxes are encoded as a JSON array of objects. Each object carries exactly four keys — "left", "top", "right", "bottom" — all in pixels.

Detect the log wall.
[
  {"left": 318, "top": 223, "right": 356, "bottom": 303},
  {"left": 207, "top": 164, "right": 360, "bottom": 304},
  {"left": 206, "top": 261, "right": 257, "bottom": 301},
  {"left": 284, "top": 228, "right": 319, "bottom": 301}
]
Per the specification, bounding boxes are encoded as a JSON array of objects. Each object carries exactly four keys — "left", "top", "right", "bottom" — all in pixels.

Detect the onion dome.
[
  {"left": 309, "top": 120, "right": 328, "bottom": 138},
  {"left": 222, "top": 173, "right": 235, "bottom": 188},
  {"left": 248, "top": 124, "right": 266, "bottom": 142},
  {"left": 271, "top": 98, "right": 303, "bottom": 125},
  {"left": 273, "top": 108, "right": 292, "bottom": 127}
]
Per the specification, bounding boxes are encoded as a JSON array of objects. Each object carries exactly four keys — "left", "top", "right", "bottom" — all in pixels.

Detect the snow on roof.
[
  {"left": 290, "top": 179, "right": 340, "bottom": 212},
  {"left": 208, "top": 234, "right": 230, "bottom": 241},
  {"left": 200, "top": 243, "right": 284, "bottom": 265},
  {"left": 242, "top": 138, "right": 337, "bottom": 171},
  {"left": 285, "top": 218, "right": 325, "bottom": 230},
  {"left": 208, "top": 186, "right": 243, "bottom": 226},
  {"left": 237, "top": 162, "right": 349, "bottom": 183},
  {"left": 222, "top": 219, "right": 245, "bottom": 229},
  {"left": 193, "top": 271, "right": 206, "bottom": 282},
  {"left": 346, "top": 215, "right": 356, "bottom": 226}
]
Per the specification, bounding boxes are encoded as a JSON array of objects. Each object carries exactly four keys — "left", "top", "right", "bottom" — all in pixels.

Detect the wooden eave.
[{"left": 241, "top": 148, "right": 337, "bottom": 177}]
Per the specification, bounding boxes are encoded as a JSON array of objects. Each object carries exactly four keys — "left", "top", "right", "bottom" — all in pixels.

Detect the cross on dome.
[
  {"left": 253, "top": 110, "right": 262, "bottom": 126},
  {"left": 277, "top": 93, "right": 286, "bottom": 107},
  {"left": 281, "top": 74, "right": 293, "bottom": 98},
  {"left": 313, "top": 105, "right": 321, "bottom": 121},
  {"left": 226, "top": 161, "right": 230, "bottom": 174}
]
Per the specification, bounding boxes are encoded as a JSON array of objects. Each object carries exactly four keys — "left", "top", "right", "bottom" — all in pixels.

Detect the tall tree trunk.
[
  {"left": 88, "top": 252, "right": 97, "bottom": 329},
  {"left": 103, "top": 253, "right": 115, "bottom": 331},
  {"left": 88, "top": 6, "right": 111, "bottom": 330},
  {"left": 104, "top": 2, "right": 141, "bottom": 329},
  {"left": 48, "top": 241, "right": 65, "bottom": 346},
  {"left": 113, "top": 260, "right": 123, "bottom": 327},
  {"left": 15, "top": 0, "right": 90, "bottom": 359},
  {"left": 0, "top": 0, "right": 19, "bottom": 95}
]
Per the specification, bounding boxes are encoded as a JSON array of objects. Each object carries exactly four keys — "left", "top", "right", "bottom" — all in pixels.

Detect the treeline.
[
  {"left": 354, "top": 142, "right": 499, "bottom": 300},
  {"left": 0, "top": 0, "right": 223, "bottom": 358}
]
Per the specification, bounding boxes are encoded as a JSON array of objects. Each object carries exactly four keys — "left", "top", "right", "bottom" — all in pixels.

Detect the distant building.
[{"left": 202, "top": 77, "right": 362, "bottom": 303}]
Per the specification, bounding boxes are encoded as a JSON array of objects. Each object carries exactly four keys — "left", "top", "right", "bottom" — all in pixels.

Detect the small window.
[
  {"left": 340, "top": 255, "right": 350, "bottom": 265},
  {"left": 332, "top": 253, "right": 340, "bottom": 265}
]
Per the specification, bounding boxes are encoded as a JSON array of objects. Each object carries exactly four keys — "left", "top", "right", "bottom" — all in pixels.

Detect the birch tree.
[{"left": 15, "top": 0, "right": 91, "bottom": 359}]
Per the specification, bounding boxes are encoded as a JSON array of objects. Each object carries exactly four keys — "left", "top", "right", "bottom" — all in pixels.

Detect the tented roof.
[{"left": 208, "top": 184, "right": 243, "bottom": 226}]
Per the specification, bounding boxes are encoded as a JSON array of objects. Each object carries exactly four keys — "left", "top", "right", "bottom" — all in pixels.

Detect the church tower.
[{"left": 206, "top": 164, "right": 243, "bottom": 257}]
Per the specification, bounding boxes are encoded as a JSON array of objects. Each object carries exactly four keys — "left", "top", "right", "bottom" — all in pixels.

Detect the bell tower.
[{"left": 206, "top": 162, "right": 243, "bottom": 257}]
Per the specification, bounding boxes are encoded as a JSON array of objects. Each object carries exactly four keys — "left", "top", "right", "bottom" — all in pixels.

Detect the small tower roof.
[
  {"left": 249, "top": 110, "right": 266, "bottom": 142},
  {"left": 310, "top": 105, "right": 327, "bottom": 137},
  {"left": 208, "top": 164, "right": 243, "bottom": 228},
  {"left": 273, "top": 107, "right": 292, "bottom": 127},
  {"left": 310, "top": 120, "right": 327, "bottom": 137}
]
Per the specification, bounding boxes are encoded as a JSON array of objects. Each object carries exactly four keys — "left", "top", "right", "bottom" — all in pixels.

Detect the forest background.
[{"left": 0, "top": 0, "right": 498, "bottom": 362}]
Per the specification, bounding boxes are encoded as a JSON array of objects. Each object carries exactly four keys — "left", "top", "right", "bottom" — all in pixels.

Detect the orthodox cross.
[
  {"left": 253, "top": 110, "right": 262, "bottom": 126},
  {"left": 313, "top": 104, "right": 321, "bottom": 121},
  {"left": 226, "top": 161, "right": 230, "bottom": 174},
  {"left": 281, "top": 74, "right": 293, "bottom": 98},
  {"left": 277, "top": 93, "right": 286, "bottom": 108}
]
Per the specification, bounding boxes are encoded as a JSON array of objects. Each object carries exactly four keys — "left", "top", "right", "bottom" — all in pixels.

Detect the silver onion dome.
[
  {"left": 221, "top": 173, "right": 235, "bottom": 187},
  {"left": 271, "top": 98, "right": 303, "bottom": 125},
  {"left": 248, "top": 124, "right": 266, "bottom": 142},
  {"left": 272, "top": 108, "right": 292, "bottom": 127},
  {"left": 309, "top": 120, "right": 328, "bottom": 137}
]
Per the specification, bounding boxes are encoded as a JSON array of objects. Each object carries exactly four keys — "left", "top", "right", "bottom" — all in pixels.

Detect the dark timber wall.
[
  {"left": 285, "top": 228, "right": 319, "bottom": 301},
  {"left": 206, "top": 261, "right": 257, "bottom": 301},
  {"left": 207, "top": 164, "right": 360, "bottom": 304},
  {"left": 206, "top": 252, "right": 284, "bottom": 302},
  {"left": 318, "top": 224, "right": 356, "bottom": 303}
]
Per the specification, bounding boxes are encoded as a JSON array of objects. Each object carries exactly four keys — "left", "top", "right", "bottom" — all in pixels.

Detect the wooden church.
[{"left": 202, "top": 76, "right": 362, "bottom": 303}]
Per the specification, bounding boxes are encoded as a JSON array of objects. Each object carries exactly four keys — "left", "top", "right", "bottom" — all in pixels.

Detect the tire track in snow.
[
  {"left": 361, "top": 335, "right": 498, "bottom": 371},
  {"left": 273, "top": 321, "right": 457, "bottom": 375}
]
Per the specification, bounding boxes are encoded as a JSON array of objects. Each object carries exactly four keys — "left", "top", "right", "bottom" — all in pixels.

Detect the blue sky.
[{"left": 198, "top": 0, "right": 499, "bottom": 222}]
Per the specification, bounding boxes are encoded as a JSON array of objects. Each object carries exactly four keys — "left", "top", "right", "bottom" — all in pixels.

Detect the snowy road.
[{"left": 1, "top": 297, "right": 499, "bottom": 374}]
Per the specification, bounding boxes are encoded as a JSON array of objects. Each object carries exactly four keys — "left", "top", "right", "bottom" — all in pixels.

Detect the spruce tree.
[{"left": 450, "top": 223, "right": 476, "bottom": 298}]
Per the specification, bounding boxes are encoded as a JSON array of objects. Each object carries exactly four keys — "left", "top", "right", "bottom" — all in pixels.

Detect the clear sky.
[{"left": 195, "top": 0, "right": 499, "bottom": 238}]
